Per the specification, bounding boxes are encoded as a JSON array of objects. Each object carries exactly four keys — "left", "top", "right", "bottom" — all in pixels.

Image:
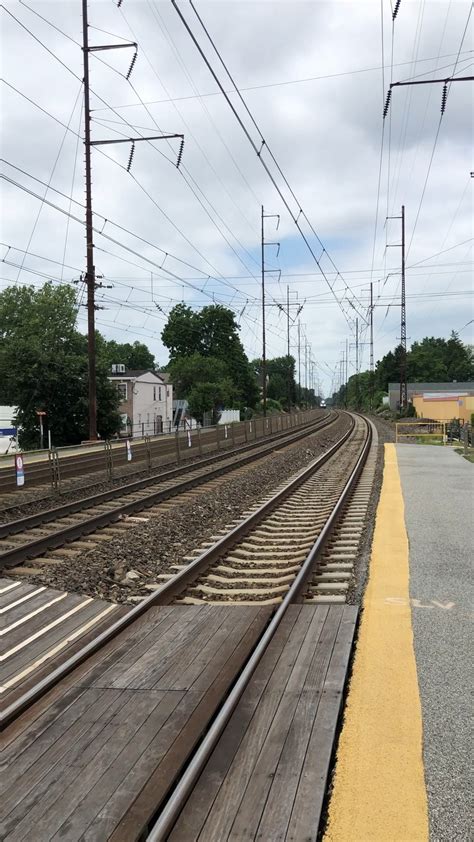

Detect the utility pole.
[
  {"left": 370, "top": 281, "right": 374, "bottom": 411},
  {"left": 260, "top": 207, "right": 280, "bottom": 416},
  {"left": 400, "top": 205, "right": 407, "bottom": 411},
  {"left": 345, "top": 337, "right": 349, "bottom": 408},
  {"left": 286, "top": 285, "right": 291, "bottom": 411},
  {"left": 261, "top": 205, "right": 266, "bottom": 417},
  {"left": 82, "top": 0, "right": 96, "bottom": 441},
  {"left": 355, "top": 317, "right": 359, "bottom": 409},
  {"left": 81, "top": 6, "right": 184, "bottom": 440},
  {"left": 297, "top": 319, "right": 301, "bottom": 405},
  {"left": 386, "top": 204, "right": 407, "bottom": 412}
]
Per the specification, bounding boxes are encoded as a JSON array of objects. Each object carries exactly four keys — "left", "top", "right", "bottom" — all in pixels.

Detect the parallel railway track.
[
  {"left": 2, "top": 413, "right": 374, "bottom": 728},
  {"left": 2, "top": 413, "right": 376, "bottom": 842},
  {"left": 0, "top": 411, "right": 338, "bottom": 571}
]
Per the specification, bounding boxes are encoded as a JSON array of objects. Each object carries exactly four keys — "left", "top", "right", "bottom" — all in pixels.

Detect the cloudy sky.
[{"left": 1, "top": 0, "right": 473, "bottom": 396}]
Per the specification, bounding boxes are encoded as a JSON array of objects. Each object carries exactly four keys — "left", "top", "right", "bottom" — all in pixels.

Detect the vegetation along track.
[
  {"left": 0, "top": 411, "right": 337, "bottom": 571},
  {"left": 2, "top": 413, "right": 373, "bottom": 734}
]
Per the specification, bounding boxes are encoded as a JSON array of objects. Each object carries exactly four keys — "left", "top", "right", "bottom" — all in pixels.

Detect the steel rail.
[
  {"left": 0, "top": 412, "right": 325, "bottom": 517},
  {"left": 0, "top": 412, "right": 334, "bottom": 538},
  {"left": 146, "top": 416, "right": 372, "bottom": 841},
  {"left": 0, "top": 415, "right": 338, "bottom": 570},
  {"left": 0, "top": 412, "right": 322, "bottom": 494},
  {"left": 0, "top": 413, "right": 355, "bottom": 729}
]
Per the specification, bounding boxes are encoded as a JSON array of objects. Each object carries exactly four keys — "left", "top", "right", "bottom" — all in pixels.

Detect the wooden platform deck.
[
  {"left": 169, "top": 604, "right": 358, "bottom": 842},
  {"left": 0, "top": 578, "right": 126, "bottom": 710},
  {"left": 1, "top": 603, "right": 270, "bottom": 842}
]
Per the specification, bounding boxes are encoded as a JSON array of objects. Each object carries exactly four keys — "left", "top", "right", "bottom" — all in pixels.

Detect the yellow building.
[{"left": 413, "top": 391, "right": 474, "bottom": 423}]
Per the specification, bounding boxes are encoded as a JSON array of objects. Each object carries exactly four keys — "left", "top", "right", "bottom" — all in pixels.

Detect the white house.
[{"left": 108, "top": 367, "right": 173, "bottom": 438}]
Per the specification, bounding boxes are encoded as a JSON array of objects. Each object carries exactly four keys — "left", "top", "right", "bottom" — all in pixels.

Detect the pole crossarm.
[
  {"left": 88, "top": 42, "right": 137, "bottom": 51},
  {"left": 384, "top": 75, "right": 473, "bottom": 117},
  {"left": 90, "top": 134, "right": 184, "bottom": 146},
  {"left": 391, "top": 75, "right": 474, "bottom": 88}
]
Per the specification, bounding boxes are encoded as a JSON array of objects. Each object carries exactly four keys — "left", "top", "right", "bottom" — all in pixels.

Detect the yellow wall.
[{"left": 413, "top": 394, "right": 473, "bottom": 423}]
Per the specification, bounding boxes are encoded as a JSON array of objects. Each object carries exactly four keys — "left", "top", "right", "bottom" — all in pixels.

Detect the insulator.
[
  {"left": 392, "top": 0, "right": 402, "bottom": 20},
  {"left": 126, "top": 50, "right": 137, "bottom": 81},
  {"left": 440, "top": 82, "right": 448, "bottom": 114},
  {"left": 176, "top": 137, "right": 185, "bottom": 169},
  {"left": 117, "top": 0, "right": 123, "bottom": 6},
  {"left": 383, "top": 87, "right": 392, "bottom": 119},
  {"left": 127, "top": 141, "right": 135, "bottom": 172}
]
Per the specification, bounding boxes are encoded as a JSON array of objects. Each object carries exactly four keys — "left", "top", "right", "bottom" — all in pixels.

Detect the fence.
[{"left": 0, "top": 408, "right": 324, "bottom": 493}]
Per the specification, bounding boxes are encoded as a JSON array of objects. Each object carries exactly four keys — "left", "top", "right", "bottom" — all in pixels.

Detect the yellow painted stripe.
[{"left": 324, "top": 443, "right": 428, "bottom": 842}]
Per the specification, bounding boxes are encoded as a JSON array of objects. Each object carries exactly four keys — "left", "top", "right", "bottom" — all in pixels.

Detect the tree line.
[
  {"left": 331, "top": 334, "right": 474, "bottom": 412},
  {"left": 0, "top": 284, "right": 317, "bottom": 448}
]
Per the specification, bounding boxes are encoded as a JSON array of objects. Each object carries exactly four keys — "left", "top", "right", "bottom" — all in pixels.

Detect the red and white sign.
[{"left": 15, "top": 454, "right": 25, "bottom": 487}]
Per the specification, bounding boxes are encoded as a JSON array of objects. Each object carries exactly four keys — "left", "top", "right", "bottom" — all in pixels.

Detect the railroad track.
[
  {"left": 158, "top": 415, "right": 375, "bottom": 605},
  {"left": 0, "top": 411, "right": 319, "bottom": 496},
  {"left": 2, "top": 413, "right": 375, "bottom": 842},
  {"left": 0, "top": 411, "right": 339, "bottom": 571}
]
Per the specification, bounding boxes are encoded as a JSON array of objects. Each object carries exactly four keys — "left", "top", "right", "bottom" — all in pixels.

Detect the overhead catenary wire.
[{"left": 171, "top": 0, "right": 367, "bottom": 334}]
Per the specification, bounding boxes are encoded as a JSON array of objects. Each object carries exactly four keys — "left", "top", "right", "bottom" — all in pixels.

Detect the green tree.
[
  {"left": 162, "top": 304, "right": 259, "bottom": 411},
  {"left": 97, "top": 337, "right": 155, "bottom": 371},
  {"left": 0, "top": 283, "right": 121, "bottom": 448}
]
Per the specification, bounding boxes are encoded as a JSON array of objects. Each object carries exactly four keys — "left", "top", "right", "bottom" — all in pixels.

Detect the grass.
[{"left": 454, "top": 447, "right": 474, "bottom": 464}]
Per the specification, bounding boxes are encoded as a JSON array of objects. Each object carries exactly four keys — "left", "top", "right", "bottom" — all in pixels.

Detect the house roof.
[
  {"left": 388, "top": 381, "right": 474, "bottom": 392},
  {"left": 109, "top": 369, "right": 170, "bottom": 383}
]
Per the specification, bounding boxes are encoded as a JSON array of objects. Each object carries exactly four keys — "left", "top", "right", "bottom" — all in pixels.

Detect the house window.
[
  {"left": 117, "top": 383, "right": 127, "bottom": 401},
  {"left": 158, "top": 386, "right": 162, "bottom": 401},
  {"left": 153, "top": 387, "right": 156, "bottom": 400}
]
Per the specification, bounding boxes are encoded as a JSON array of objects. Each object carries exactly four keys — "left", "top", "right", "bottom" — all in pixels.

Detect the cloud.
[{"left": 1, "top": 0, "right": 472, "bottom": 395}]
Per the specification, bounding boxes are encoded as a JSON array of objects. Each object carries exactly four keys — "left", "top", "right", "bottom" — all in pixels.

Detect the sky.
[{"left": 1, "top": 0, "right": 473, "bottom": 397}]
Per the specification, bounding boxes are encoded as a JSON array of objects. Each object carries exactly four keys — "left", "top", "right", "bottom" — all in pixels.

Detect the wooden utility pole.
[
  {"left": 261, "top": 205, "right": 267, "bottom": 417},
  {"left": 370, "top": 281, "right": 374, "bottom": 411},
  {"left": 400, "top": 205, "right": 407, "bottom": 411},
  {"left": 82, "top": 0, "right": 97, "bottom": 440},
  {"left": 81, "top": 3, "right": 183, "bottom": 439}
]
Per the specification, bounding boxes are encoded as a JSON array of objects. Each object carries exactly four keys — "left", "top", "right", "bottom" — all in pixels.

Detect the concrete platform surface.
[
  {"left": 324, "top": 444, "right": 472, "bottom": 842},
  {"left": 397, "top": 445, "right": 473, "bottom": 842}
]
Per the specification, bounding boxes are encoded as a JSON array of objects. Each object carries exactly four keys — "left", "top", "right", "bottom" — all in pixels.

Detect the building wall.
[
  {"left": 131, "top": 375, "right": 173, "bottom": 436},
  {"left": 110, "top": 374, "right": 173, "bottom": 437},
  {"left": 413, "top": 394, "right": 474, "bottom": 423}
]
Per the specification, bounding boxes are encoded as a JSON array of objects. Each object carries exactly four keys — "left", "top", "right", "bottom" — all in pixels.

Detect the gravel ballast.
[{"left": 9, "top": 416, "right": 353, "bottom": 602}]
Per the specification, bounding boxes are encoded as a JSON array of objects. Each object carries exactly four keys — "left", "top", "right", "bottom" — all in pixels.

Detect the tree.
[
  {"left": 162, "top": 304, "right": 259, "bottom": 411},
  {"left": 168, "top": 353, "right": 237, "bottom": 424},
  {"left": 0, "top": 283, "right": 121, "bottom": 448},
  {"left": 97, "top": 337, "right": 155, "bottom": 371},
  {"left": 252, "top": 355, "right": 297, "bottom": 410}
]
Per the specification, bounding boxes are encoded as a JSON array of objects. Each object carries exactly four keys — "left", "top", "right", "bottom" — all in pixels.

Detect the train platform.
[{"left": 324, "top": 443, "right": 473, "bottom": 842}]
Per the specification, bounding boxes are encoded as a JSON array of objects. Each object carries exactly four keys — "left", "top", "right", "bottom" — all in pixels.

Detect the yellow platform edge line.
[{"left": 324, "top": 443, "right": 429, "bottom": 842}]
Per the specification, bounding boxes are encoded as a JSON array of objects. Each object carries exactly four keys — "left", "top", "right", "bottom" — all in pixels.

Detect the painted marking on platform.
[{"left": 324, "top": 443, "right": 428, "bottom": 842}]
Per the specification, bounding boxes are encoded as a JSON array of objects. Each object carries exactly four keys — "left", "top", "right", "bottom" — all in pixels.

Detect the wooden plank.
[
  {"left": 0, "top": 599, "right": 111, "bottom": 683},
  {"left": 1, "top": 603, "right": 129, "bottom": 712},
  {"left": 253, "top": 606, "right": 343, "bottom": 840},
  {"left": 168, "top": 607, "right": 302, "bottom": 842},
  {"left": 1, "top": 688, "right": 126, "bottom": 814},
  {"left": 168, "top": 605, "right": 356, "bottom": 842},
  {"left": 0, "top": 587, "right": 63, "bottom": 625},
  {"left": 226, "top": 606, "right": 334, "bottom": 841},
  {"left": 170, "top": 606, "right": 317, "bottom": 842},
  {"left": 107, "top": 608, "right": 270, "bottom": 842},
  {"left": 5, "top": 690, "right": 172, "bottom": 842},
  {"left": 1, "top": 593, "right": 88, "bottom": 648},
  {"left": 285, "top": 605, "right": 358, "bottom": 840},
  {"left": 3, "top": 606, "right": 269, "bottom": 842},
  {"left": 82, "top": 605, "right": 185, "bottom": 689}
]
